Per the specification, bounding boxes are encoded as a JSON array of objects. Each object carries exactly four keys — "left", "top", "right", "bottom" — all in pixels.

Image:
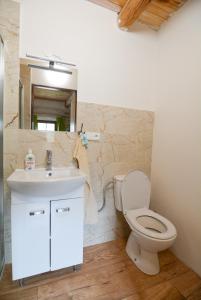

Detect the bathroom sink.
[{"left": 7, "top": 167, "right": 86, "bottom": 197}]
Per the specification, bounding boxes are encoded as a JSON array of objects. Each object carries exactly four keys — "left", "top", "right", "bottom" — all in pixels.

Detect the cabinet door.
[
  {"left": 51, "top": 198, "right": 84, "bottom": 271},
  {"left": 11, "top": 202, "right": 50, "bottom": 280}
]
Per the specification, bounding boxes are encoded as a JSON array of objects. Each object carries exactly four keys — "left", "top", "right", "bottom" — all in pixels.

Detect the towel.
[{"left": 73, "top": 137, "right": 98, "bottom": 224}]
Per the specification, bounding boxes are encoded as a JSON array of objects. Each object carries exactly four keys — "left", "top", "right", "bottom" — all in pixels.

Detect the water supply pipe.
[{"left": 98, "top": 181, "right": 114, "bottom": 212}]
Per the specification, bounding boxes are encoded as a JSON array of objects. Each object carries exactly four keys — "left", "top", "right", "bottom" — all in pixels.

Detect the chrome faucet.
[{"left": 46, "top": 150, "right": 52, "bottom": 171}]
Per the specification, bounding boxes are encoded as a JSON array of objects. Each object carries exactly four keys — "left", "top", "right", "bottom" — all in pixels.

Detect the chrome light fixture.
[{"left": 26, "top": 54, "right": 75, "bottom": 75}]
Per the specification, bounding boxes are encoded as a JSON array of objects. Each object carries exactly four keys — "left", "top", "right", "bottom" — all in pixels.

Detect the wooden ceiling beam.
[
  {"left": 118, "top": 0, "right": 152, "bottom": 28},
  {"left": 86, "top": 0, "right": 188, "bottom": 30}
]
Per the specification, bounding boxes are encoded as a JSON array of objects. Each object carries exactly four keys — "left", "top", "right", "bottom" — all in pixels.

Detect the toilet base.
[{"left": 126, "top": 232, "right": 160, "bottom": 275}]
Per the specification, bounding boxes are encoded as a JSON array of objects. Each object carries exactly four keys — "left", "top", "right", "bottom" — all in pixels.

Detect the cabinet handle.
[
  {"left": 56, "top": 207, "right": 70, "bottom": 213},
  {"left": 29, "top": 210, "right": 45, "bottom": 216}
]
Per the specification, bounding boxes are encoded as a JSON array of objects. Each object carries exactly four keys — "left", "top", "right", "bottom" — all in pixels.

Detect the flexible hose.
[{"left": 98, "top": 181, "right": 114, "bottom": 212}]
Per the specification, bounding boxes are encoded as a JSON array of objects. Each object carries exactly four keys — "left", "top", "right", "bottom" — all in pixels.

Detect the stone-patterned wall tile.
[{"left": 0, "top": 0, "right": 19, "bottom": 128}]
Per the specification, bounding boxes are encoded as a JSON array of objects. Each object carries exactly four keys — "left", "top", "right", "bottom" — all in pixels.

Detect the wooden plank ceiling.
[{"left": 87, "top": 0, "right": 187, "bottom": 30}]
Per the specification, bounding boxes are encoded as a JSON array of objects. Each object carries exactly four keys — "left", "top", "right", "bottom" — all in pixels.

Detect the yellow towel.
[{"left": 73, "top": 137, "right": 98, "bottom": 224}]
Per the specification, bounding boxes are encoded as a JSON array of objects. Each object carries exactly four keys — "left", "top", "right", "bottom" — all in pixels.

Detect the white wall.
[
  {"left": 151, "top": 0, "right": 201, "bottom": 275},
  {"left": 19, "top": 0, "right": 157, "bottom": 111}
]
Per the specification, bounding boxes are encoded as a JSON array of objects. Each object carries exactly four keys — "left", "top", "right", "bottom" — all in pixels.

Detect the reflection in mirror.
[{"left": 19, "top": 58, "right": 77, "bottom": 132}]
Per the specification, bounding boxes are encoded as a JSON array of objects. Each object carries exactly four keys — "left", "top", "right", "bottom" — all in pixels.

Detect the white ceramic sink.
[{"left": 7, "top": 167, "right": 86, "bottom": 197}]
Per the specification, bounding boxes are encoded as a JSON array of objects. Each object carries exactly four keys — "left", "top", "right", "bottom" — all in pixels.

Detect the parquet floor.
[{"left": 0, "top": 239, "right": 201, "bottom": 300}]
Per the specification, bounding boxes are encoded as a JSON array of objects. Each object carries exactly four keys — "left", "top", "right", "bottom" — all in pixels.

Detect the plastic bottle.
[{"left": 24, "top": 149, "right": 35, "bottom": 170}]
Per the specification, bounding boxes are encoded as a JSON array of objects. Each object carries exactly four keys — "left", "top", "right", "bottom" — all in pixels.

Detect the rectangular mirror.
[{"left": 19, "top": 58, "right": 77, "bottom": 132}]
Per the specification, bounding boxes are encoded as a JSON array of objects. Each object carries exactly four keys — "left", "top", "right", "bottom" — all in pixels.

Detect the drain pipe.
[{"left": 98, "top": 181, "right": 114, "bottom": 212}]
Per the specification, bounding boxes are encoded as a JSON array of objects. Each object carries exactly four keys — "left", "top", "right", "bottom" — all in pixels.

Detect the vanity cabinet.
[
  {"left": 51, "top": 198, "right": 84, "bottom": 271},
  {"left": 12, "top": 201, "right": 50, "bottom": 279},
  {"left": 11, "top": 197, "right": 84, "bottom": 280}
]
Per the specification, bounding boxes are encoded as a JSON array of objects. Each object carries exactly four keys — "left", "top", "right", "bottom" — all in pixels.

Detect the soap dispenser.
[{"left": 25, "top": 149, "right": 35, "bottom": 170}]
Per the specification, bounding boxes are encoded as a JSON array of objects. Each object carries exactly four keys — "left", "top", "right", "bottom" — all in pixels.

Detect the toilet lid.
[
  {"left": 125, "top": 208, "right": 177, "bottom": 240},
  {"left": 121, "top": 171, "right": 151, "bottom": 212}
]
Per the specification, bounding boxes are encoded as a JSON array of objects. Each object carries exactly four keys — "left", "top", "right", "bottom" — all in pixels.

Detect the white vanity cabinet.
[
  {"left": 11, "top": 196, "right": 84, "bottom": 280},
  {"left": 51, "top": 198, "right": 84, "bottom": 271},
  {"left": 11, "top": 201, "right": 50, "bottom": 279}
]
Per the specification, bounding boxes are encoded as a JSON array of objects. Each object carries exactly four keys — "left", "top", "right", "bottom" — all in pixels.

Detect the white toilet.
[{"left": 114, "top": 170, "right": 177, "bottom": 275}]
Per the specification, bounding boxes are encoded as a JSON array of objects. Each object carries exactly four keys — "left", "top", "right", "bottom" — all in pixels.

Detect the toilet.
[{"left": 113, "top": 170, "right": 177, "bottom": 275}]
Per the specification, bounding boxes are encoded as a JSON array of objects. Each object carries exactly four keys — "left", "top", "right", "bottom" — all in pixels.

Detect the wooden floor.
[{"left": 0, "top": 239, "right": 201, "bottom": 300}]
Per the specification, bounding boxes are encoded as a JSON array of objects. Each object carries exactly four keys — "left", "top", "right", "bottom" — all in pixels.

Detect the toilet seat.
[{"left": 125, "top": 208, "right": 177, "bottom": 240}]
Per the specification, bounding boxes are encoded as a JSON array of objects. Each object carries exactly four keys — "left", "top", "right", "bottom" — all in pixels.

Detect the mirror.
[{"left": 19, "top": 58, "right": 77, "bottom": 132}]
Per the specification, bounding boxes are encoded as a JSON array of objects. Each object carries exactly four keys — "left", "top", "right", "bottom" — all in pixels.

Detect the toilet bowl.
[{"left": 113, "top": 171, "right": 177, "bottom": 275}]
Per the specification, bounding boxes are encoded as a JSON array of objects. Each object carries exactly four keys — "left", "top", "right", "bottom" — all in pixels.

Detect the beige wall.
[
  {"left": 0, "top": 0, "right": 20, "bottom": 263},
  {"left": 3, "top": 102, "right": 154, "bottom": 263},
  {"left": 20, "top": 64, "right": 31, "bottom": 128},
  {"left": 151, "top": 0, "right": 201, "bottom": 276},
  {"left": 0, "top": 0, "right": 19, "bottom": 128},
  {"left": 4, "top": 103, "right": 154, "bottom": 262}
]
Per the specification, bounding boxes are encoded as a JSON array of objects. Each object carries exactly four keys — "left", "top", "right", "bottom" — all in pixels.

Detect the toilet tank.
[{"left": 113, "top": 175, "right": 125, "bottom": 211}]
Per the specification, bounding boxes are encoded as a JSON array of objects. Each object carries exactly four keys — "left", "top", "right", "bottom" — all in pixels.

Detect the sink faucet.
[{"left": 46, "top": 150, "right": 52, "bottom": 171}]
